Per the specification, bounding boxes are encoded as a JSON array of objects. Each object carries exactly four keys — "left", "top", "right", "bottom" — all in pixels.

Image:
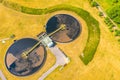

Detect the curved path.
[
  {"left": 39, "top": 46, "right": 68, "bottom": 80},
  {"left": 1, "top": 1, "right": 100, "bottom": 65}
]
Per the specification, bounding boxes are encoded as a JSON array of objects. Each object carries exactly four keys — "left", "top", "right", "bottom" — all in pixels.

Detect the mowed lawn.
[{"left": 0, "top": 0, "right": 120, "bottom": 80}]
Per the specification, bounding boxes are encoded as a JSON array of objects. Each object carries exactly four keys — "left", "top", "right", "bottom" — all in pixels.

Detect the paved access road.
[{"left": 38, "top": 46, "right": 68, "bottom": 80}]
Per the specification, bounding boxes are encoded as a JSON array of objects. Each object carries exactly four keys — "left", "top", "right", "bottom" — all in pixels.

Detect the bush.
[
  {"left": 104, "top": 17, "right": 114, "bottom": 28},
  {"left": 115, "top": 30, "right": 120, "bottom": 36},
  {"left": 112, "top": 0, "right": 119, "bottom": 3},
  {"left": 109, "top": 29, "right": 114, "bottom": 32},
  {"left": 110, "top": 24, "right": 115, "bottom": 27},
  {"left": 10, "top": 34, "right": 15, "bottom": 39},
  {"left": 108, "top": 22, "right": 113, "bottom": 26},
  {"left": 99, "top": 12, "right": 103, "bottom": 16},
  {"left": 105, "top": 17, "right": 110, "bottom": 21},
  {"left": 107, "top": 5, "right": 120, "bottom": 24},
  {"left": 91, "top": 1, "right": 99, "bottom": 7},
  {"left": 109, "top": 26, "right": 113, "bottom": 29},
  {"left": 118, "top": 39, "right": 120, "bottom": 42},
  {"left": 88, "top": 0, "right": 93, "bottom": 2}
]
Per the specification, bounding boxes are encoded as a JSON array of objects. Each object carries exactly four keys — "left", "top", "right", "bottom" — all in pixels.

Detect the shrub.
[
  {"left": 118, "top": 39, "right": 120, "bottom": 42},
  {"left": 108, "top": 22, "right": 113, "bottom": 26},
  {"left": 91, "top": 1, "right": 99, "bottom": 7},
  {"left": 104, "top": 17, "right": 115, "bottom": 28},
  {"left": 109, "top": 26, "right": 113, "bottom": 29},
  {"left": 110, "top": 24, "right": 115, "bottom": 28},
  {"left": 115, "top": 30, "right": 120, "bottom": 36},
  {"left": 110, "top": 29, "right": 114, "bottom": 32},
  {"left": 107, "top": 5, "right": 120, "bottom": 24},
  {"left": 99, "top": 12, "right": 103, "bottom": 16},
  {"left": 10, "top": 34, "right": 15, "bottom": 39},
  {"left": 112, "top": 0, "right": 119, "bottom": 3},
  {"left": 88, "top": 0, "right": 93, "bottom": 2}
]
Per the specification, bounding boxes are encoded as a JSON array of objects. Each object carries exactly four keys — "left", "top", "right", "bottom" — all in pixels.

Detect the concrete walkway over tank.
[{"left": 38, "top": 46, "right": 69, "bottom": 80}]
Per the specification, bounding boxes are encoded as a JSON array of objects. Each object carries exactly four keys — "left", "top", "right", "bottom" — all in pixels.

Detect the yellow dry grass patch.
[
  {"left": 6, "top": 0, "right": 68, "bottom": 8},
  {"left": 5, "top": 0, "right": 84, "bottom": 8},
  {"left": 0, "top": 0, "right": 120, "bottom": 80}
]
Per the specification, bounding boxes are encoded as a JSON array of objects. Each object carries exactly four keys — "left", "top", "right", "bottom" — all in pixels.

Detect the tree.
[
  {"left": 88, "top": 0, "right": 93, "bottom": 2},
  {"left": 112, "top": 0, "right": 119, "bottom": 3},
  {"left": 107, "top": 5, "right": 120, "bottom": 24},
  {"left": 118, "top": 39, "right": 120, "bottom": 42},
  {"left": 113, "top": 16, "right": 120, "bottom": 24},
  {"left": 10, "top": 34, "right": 15, "bottom": 39},
  {"left": 99, "top": 12, "right": 103, "bottom": 16},
  {"left": 91, "top": 1, "right": 99, "bottom": 7}
]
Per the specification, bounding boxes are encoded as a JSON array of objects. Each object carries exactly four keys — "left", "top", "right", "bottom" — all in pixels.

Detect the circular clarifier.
[
  {"left": 46, "top": 14, "right": 81, "bottom": 43},
  {"left": 5, "top": 38, "right": 46, "bottom": 76}
]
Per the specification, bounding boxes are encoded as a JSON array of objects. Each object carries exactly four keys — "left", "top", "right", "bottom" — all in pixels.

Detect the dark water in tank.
[
  {"left": 5, "top": 38, "right": 39, "bottom": 76},
  {"left": 46, "top": 14, "right": 81, "bottom": 42},
  {"left": 7, "top": 38, "right": 38, "bottom": 57},
  {"left": 46, "top": 16, "right": 59, "bottom": 33},
  {"left": 46, "top": 14, "right": 81, "bottom": 34}
]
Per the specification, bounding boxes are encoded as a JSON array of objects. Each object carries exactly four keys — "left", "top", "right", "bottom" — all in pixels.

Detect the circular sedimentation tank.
[
  {"left": 5, "top": 38, "right": 46, "bottom": 76},
  {"left": 46, "top": 14, "right": 81, "bottom": 43}
]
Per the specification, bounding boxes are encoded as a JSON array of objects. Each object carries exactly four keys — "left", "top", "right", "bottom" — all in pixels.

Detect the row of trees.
[
  {"left": 104, "top": 17, "right": 120, "bottom": 43},
  {"left": 107, "top": 4, "right": 120, "bottom": 24},
  {"left": 89, "top": 0, "right": 120, "bottom": 26},
  {"left": 88, "top": 0, "right": 98, "bottom": 7},
  {"left": 104, "top": 17, "right": 115, "bottom": 32},
  {"left": 89, "top": 0, "right": 120, "bottom": 43},
  {"left": 106, "top": 0, "right": 120, "bottom": 43}
]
